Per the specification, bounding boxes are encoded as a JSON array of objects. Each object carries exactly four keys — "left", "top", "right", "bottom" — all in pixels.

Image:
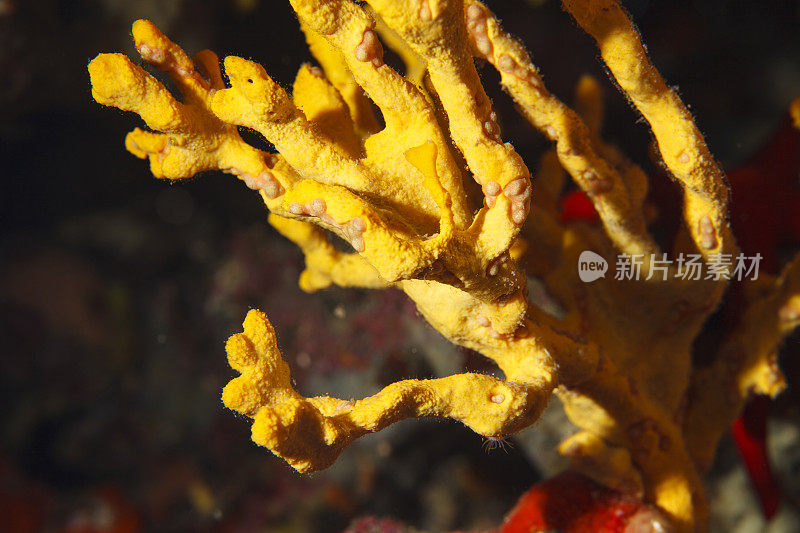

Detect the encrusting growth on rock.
[{"left": 89, "top": 2, "right": 800, "bottom": 531}]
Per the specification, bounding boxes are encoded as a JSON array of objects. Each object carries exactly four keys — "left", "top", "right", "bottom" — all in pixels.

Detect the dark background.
[{"left": 2, "top": 0, "right": 800, "bottom": 531}]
